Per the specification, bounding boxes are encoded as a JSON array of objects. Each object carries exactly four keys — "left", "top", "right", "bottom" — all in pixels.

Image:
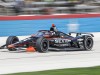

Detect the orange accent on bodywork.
[
  {"left": 8, "top": 44, "right": 14, "bottom": 48},
  {"left": 31, "top": 34, "right": 35, "bottom": 37},
  {"left": 26, "top": 46, "right": 36, "bottom": 52},
  {"left": 44, "top": 35, "right": 51, "bottom": 38}
]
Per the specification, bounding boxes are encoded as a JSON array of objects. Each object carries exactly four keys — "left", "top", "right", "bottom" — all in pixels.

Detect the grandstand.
[{"left": 0, "top": 0, "right": 100, "bottom": 15}]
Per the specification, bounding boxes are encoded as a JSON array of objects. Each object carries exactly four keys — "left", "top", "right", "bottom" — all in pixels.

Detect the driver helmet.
[{"left": 50, "top": 24, "right": 58, "bottom": 32}]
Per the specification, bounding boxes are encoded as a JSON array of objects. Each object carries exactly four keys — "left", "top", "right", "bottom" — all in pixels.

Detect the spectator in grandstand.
[
  {"left": 24, "top": 0, "right": 33, "bottom": 7},
  {"left": 1, "top": 0, "right": 6, "bottom": 2},
  {"left": 13, "top": 0, "right": 25, "bottom": 15},
  {"left": 42, "top": 8, "right": 54, "bottom": 15},
  {"left": 43, "top": 0, "right": 54, "bottom": 2},
  {"left": 67, "top": 0, "right": 80, "bottom": 13}
]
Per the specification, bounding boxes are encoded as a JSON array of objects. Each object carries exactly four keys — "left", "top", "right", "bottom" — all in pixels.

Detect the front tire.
[
  {"left": 36, "top": 37, "right": 49, "bottom": 53},
  {"left": 6, "top": 36, "right": 19, "bottom": 51}
]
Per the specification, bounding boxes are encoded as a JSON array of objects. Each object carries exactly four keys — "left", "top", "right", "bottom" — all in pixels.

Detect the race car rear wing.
[{"left": 68, "top": 32, "right": 94, "bottom": 37}]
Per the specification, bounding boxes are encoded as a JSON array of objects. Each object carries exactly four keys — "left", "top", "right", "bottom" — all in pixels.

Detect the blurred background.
[{"left": 0, "top": 0, "right": 100, "bottom": 16}]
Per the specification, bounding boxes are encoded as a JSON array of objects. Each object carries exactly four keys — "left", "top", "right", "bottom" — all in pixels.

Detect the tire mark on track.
[{"left": 0, "top": 51, "right": 100, "bottom": 61}]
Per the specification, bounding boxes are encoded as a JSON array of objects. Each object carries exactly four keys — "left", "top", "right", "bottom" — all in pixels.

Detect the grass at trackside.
[{"left": 6, "top": 66, "right": 100, "bottom": 75}]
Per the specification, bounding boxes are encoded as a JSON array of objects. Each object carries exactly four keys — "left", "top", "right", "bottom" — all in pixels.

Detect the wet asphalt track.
[{"left": 0, "top": 34, "right": 100, "bottom": 74}]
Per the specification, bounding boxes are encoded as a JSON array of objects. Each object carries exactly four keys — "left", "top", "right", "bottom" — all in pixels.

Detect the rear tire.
[
  {"left": 83, "top": 36, "right": 93, "bottom": 50},
  {"left": 6, "top": 36, "right": 19, "bottom": 51},
  {"left": 36, "top": 37, "right": 49, "bottom": 53}
]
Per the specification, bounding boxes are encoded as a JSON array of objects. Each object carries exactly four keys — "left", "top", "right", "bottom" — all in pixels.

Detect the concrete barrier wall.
[{"left": 0, "top": 14, "right": 100, "bottom": 36}]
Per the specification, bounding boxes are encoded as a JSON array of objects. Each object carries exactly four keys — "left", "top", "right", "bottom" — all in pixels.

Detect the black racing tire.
[
  {"left": 83, "top": 36, "right": 93, "bottom": 51},
  {"left": 6, "top": 36, "right": 19, "bottom": 51},
  {"left": 36, "top": 37, "right": 49, "bottom": 53}
]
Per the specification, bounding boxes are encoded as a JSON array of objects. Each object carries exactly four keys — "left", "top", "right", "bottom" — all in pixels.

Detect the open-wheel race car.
[{"left": 0, "top": 24, "right": 94, "bottom": 53}]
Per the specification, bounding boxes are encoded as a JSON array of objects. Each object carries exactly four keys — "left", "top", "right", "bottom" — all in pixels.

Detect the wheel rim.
[
  {"left": 11, "top": 38, "right": 19, "bottom": 44},
  {"left": 9, "top": 38, "right": 19, "bottom": 51},
  {"left": 42, "top": 41, "right": 48, "bottom": 50},
  {"left": 86, "top": 38, "right": 93, "bottom": 49},
  {"left": 41, "top": 40, "right": 48, "bottom": 52}
]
